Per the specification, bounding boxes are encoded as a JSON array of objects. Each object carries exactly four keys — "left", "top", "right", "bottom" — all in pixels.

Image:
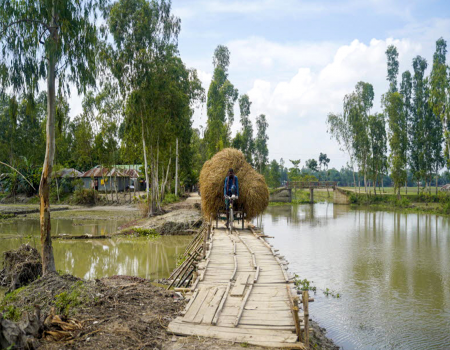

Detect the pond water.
[
  {"left": 0, "top": 218, "right": 191, "bottom": 280},
  {"left": 262, "top": 203, "right": 450, "bottom": 350}
]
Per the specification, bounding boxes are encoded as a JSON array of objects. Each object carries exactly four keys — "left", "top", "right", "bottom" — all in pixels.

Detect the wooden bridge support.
[{"left": 309, "top": 188, "right": 314, "bottom": 204}]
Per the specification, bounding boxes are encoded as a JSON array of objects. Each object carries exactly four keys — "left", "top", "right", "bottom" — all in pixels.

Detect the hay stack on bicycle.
[{"left": 199, "top": 148, "right": 269, "bottom": 221}]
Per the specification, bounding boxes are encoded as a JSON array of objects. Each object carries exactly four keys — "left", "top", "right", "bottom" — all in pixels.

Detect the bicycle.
[{"left": 225, "top": 194, "right": 238, "bottom": 230}]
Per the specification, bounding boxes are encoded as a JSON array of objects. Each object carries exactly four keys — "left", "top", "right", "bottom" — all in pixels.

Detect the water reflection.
[
  {"left": 0, "top": 218, "right": 191, "bottom": 280},
  {"left": 0, "top": 218, "right": 126, "bottom": 237},
  {"left": 262, "top": 204, "right": 450, "bottom": 350}
]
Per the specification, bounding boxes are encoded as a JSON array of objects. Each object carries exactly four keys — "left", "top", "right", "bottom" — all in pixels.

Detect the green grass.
[{"left": 340, "top": 186, "right": 440, "bottom": 196}]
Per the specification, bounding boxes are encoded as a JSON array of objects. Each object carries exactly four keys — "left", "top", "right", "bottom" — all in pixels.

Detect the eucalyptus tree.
[
  {"left": 429, "top": 38, "right": 450, "bottom": 167},
  {"left": 410, "top": 56, "right": 428, "bottom": 191},
  {"left": 254, "top": 114, "right": 269, "bottom": 173},
  {"left": 326, "top": 112, "right": 357, "bottom": 188},
  {"left": 106, "top": 0, "right": 180, "bottom": 211},
  {"left": 306, "top": 159, "right": 318, "bottom": 172},
  {"left": 384, "top": 93, "right": 406, "bottom": 198},
  {"left": 318, "top": 153, "right": 330, "bottom": 171},
  {"left": 268, "top": 159, "right": 281, "bottom": 188},
  {"left": 205, "top": 45, "right": 238, "bottom": 157},
  {"left": 344, "top": 82, "right": 374, "bottom": 192},
  {"left": 400, "top": 70, "right": 412, "bottom": 192},
  {"left": 368, "top": 113, "right": 387, "bottom": 195},
  {"left": 423, "top": 78, "right": 444, "bottom": 193},
  {"left": 233, "top": 94, "right": 254, "bottom": 164},
  {"left": 386, "top": 45, "right": 399, "bottom": 93},
  {"left": 0, "top": 0, "right": 104, "bottom": 274}
]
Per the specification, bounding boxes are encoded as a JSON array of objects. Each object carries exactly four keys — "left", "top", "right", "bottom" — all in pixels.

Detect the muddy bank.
[
  {"left": 126, "top": 195, "right": 203, "bottom": 235},
  {"left": 0, "top": 273, "right": 187, "bottom": 349},
  {"left": 0, "top": 273, "right": 338, "bottom": 350}
]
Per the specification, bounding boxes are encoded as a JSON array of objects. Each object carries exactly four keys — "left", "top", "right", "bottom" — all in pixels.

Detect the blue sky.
[{"left": 165, "top": 0, "right": 450, "bottom": 169}]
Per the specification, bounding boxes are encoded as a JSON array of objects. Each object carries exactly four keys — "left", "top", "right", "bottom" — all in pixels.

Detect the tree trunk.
[
  {"left": 436, "top": 172, "right": 438, "bottom": 195},
  {"left": 141, "top": 113, "right": 150, "bottom": 215},
  {"left": 55, "top": 177, "right": 60, "bottom": 203},
  {"left": 352, "top": 167, "right": 357, "bottom": 189},
  {"left": 175, "top": 138, "right": 179, "bottom": 197},
  {"left": 373, "top": 173, "right": 377, "bottom": 195},
  {"left": 39, "top": 25, "right": 57, "bottom": 275}
]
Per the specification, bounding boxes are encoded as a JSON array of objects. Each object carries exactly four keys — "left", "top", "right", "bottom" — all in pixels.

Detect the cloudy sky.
[{"left": 166, "top": 0, "right": 450, "bottom": 169}]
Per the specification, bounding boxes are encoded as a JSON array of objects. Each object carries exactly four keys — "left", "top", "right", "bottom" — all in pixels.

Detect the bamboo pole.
[{"left": 302, "top": 291, "right": 310, "bottom": 347}]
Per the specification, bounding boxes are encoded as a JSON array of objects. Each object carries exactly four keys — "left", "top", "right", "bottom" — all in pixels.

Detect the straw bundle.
[{"left": 199, "top": 148, "right": 269, "bottom": 221}]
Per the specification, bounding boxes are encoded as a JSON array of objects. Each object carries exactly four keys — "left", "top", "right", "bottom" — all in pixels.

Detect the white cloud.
[{"left": 239, "top": 36, "right": 431, "bottom": 168}]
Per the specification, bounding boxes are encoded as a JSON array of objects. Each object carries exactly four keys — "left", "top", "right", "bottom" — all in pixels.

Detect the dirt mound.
[
  {"left": 0, "top": 274, "right": 185, "bottom": 349},
  {"left": 0, "top": 244, "right": 42, "bottom": 292},
  {"left": 199, "top": 148, "right": 269, "bottom": 220}
]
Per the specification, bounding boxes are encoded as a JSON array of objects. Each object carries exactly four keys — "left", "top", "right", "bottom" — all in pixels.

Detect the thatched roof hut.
[{"left": 199, "top": 148, "right": 269, "bottom": 221}]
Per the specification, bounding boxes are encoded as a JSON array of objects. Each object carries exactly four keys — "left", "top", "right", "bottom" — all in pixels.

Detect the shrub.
[
  {"left": 162, "top": 193, "right": 179, "bottom": 205},
  {"left": 72, "top": 188, "right": 98, "bottom": 205}
]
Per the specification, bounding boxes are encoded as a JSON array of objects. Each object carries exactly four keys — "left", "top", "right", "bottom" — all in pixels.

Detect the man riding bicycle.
[{"left": 224, "top": 168, "right": 239, "bottom": 228}]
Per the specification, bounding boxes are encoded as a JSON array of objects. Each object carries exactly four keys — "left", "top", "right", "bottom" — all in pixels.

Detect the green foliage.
[
  {"left": 293, "top": 275, "right": 317, "bottom": 292},
  {"left": 306, "top": 159, "right": 318, "bottom": 172},
  {"left": 0, "top": 286, "right": 27, "bottom": 321},
  {"left": 132, "top": 228, "right": 159, "bottom": 237},
  {"left": 72, "top": 188, "right": 98, "bottom": 205},
  {"left": 2, "top": 305, "right": 22, "bottom": 322},
  {"left": 205, "top": 45, "right": 239, "bottom": 157},
  {"left": 162, "top": 193, "right": 179, "bottom": 205},
  {"left": 232, "top": 94, "right": 254, "bottom": 164},
  {"left": 254, "top": 114, "right": 269, "bottom": 172},
  {"left": 267, "top": 159, "right": 281, "bottom": 188},
  {"left": 384, "top": 91, "right": 407, "bottom": 196},
  {"left": 54, "top": 281, "right": 86, "bottom": 316}
]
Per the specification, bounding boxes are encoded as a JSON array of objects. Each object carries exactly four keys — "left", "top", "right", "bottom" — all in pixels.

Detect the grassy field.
[{"left": 340, "top": 186, "right": 442, "bottom": 196}]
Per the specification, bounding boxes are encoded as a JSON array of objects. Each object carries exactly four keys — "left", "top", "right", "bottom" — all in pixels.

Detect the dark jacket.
[{"left": 224, "top": 175, "right": 239, "bottom": 197}]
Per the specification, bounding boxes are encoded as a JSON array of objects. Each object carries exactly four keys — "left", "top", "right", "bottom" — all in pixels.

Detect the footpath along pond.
[
  {"left": 0, "top": 216, "right": 191, "bottom": 280},
  {"left": 262, "top": 203, "right": 450, "bottom": 350}
]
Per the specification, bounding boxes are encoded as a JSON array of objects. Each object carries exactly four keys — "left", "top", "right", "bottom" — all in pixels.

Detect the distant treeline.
[{"left": 326, "top": 38, "right": 450, "bottom": 197}]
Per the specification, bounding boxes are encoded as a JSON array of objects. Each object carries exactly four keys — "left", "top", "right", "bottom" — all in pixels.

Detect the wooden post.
[
  {"left": 309, "top": 188, "right": 314, "bottom": 204},
  {"left": 203, "top": 223, "right": 210, "bottom": 258},
  {"left": 302, "top": 291, "right": 310, "bottom": 347}
]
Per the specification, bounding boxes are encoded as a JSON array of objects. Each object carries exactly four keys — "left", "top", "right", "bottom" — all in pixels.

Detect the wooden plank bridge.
[{"left": 168, "top": 222, "right": 310, "bottom": 348}]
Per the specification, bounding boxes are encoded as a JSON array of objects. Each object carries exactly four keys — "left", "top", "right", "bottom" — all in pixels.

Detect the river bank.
[{"left": 0, "top": 195, "right": 339, "bottom": 349}]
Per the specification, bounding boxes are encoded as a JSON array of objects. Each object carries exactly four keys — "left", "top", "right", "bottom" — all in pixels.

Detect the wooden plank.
[
  {"left": 168, "top": 320, "right": 299, "bottom": 343},
  {"left": 212, "top": 282, "right": 231, "bottom": 325},
  {"left": 183, "top": 288, "right": 210, "bottom": 322},
  {"left": 230, "top": 255, "right": 238, "bottom": 281},
  {"left": 202, "top": 288, "right": 226, "bottom": 324},
  {"left": 230, "top": 273, "right": 250, "bottom": 297},
  {"left": 193, "top": 287, "right": 218, "bottom": 324}
]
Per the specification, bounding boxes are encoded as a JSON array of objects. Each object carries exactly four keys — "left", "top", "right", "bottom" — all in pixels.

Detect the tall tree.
[
  {"left": 429, "top": 38, "right": 450, "bottom": 167},
  {"left": 107, "top": 0, "right": 180, "bottom": 213},
  {"left": 386, "top": 45, "right": 399, "bottom": 93},
  {"left": 384, "top": 92, "right": 407, "bottom": 198},
  {"left": 254, "top": 114, "right": 269, "bottom": 173},
  {"left": 268, "top": 159, "right": 281, "bottom": 188},
  {"left": 205, "top": 45, "right": 238, "bottom": 157},
  {"left": 306, "top": 159, "right": 318, "bottom": 172},
  {"left": 0, "top": 0, "right": 104, "bottom": 274},
  {"left": 233, "top": 94, "right": 254, "bottom": 164},
  {"left": 368, "top": 113, "right": 387, "bottom": 195},
  {"left": 400, "top": 70, "right": 412, "bottom": 191},
  {"left": 327, "top": 112, "right": 357, "bottom": 188},
  {"left": 410, "top": 56, "right": 428, "bottom": 191},
  {"left": 344, "top": 82, "right": 374, "bottom": 192},
  {"left": 318, "top": 153, "right": 330, "bottom": 171}
]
